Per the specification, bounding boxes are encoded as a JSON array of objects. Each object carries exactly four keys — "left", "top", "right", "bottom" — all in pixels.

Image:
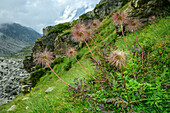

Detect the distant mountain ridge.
[{"left": 0, "top": 23, "right": 41, "bottom": 56}]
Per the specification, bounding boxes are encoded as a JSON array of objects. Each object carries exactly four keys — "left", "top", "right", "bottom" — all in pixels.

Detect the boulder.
[
  {"left": 7, "top": 105, "right": 16, "bottom": 111},
  {"left": 45, "top": 86, "right": 55, "bottom": 93}
]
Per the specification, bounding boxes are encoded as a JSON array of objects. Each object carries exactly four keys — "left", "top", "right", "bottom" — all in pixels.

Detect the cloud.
[
  {"left": 55, "top": 6, "right": 77, "bottom": 24},
  {"left": 0, "top": 0, "right": 100, "bottom": 33}
]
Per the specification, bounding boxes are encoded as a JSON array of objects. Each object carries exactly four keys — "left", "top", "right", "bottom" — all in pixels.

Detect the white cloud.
[
  {"left": 0, "top": 0, "right": 100, "bottom": 33},
  {"left": 55, "top": 8, "right": 77, "bottom": 24}
]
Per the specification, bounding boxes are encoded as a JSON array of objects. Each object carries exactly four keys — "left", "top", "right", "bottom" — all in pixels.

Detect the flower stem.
[
  {"left": 46, "top": 62, "right": 76, "bottom": 90},
  {"left": 134, "top": 29, "right": 144, "bottom": 64},
  {"left": 84, "top": 40, "right": 106, "bottom": 77},
  {"left": 72, "top": 54, "right": 96, "bottom": 79},
  {"left": 120, "top": 65, "right": 130, "bottom": 101},
  {"left": 89, "top": 37, "right": 102, "bottom": 52},
  {"left": 120, "top": 24, "right": 129, "bottom": 51},
  {"left": 97, "top": 30, "right": 108, "bottom": 48}
]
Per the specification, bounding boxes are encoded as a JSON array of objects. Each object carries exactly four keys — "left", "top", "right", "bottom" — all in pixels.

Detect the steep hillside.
[
  {"left": 0, "top": 23, "right": 41, "bottom": 56},
  {"left": 0, "top": 0, "right": 169, "bottom": 112}
]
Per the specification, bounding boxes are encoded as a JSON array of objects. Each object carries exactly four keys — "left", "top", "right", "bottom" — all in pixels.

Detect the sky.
[{"left": 0, "top": 0, "right": 100, "bottom": 33}]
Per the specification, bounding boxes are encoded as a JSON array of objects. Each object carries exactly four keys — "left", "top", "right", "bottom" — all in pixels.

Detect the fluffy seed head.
[
  {"left": 112, "top": 12, "right": 128, "bottom": 25},
  {"left": 127, "top": 19, "right": 143, "bottom": 31},
  {"left": 149, "top": 16, "right": 156, "bottom": 22},
  {"left": 66, "top": 48, "right": 77, "bottom": 57},
  {"left": 34, "top": 48, "right": 53, "bottom": 66},
  {"left": 71, "top": 23, "right": 89, "bottom": 42},
  {"left": 89, "top": 20, "right": 101, "bottom": 30},
  {"left": 108, "top": 51, "right": 126, "bottom": 68}
]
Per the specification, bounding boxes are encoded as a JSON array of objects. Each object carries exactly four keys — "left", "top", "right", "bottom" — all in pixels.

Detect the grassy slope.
[{"left": 0, "top": 15, "right": 169, "bottom": 113}]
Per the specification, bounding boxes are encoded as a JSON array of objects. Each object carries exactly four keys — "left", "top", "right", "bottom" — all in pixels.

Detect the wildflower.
[
  {"left": 149, "top": 16, "right": 156, "bottom": 22},
  {"left": 72, "top": 23, "right": 106, "bottom": 77},
  {"left": 108, "top": 50, "right": 126, "bottom": 68},
  {"left": 112, "top": 12, "right": 129, "bottom": 50},
  {"left": 34, "top": 48, "right": 53, "bottom": 66},
  {"left": 127, "top": 19, "right": 144, "bottom": 63},
  {"left": 89, "top": 19, "right": 101, "bottom": 30},
  {"left": 89, "top": 19, "right": 107, "bottom": 48},
  {"left": 108, "top": 50, "right": 129, "bottom": 101},
  {"left": 26, "top": 106, "right": 29, "bottom": 110},
  {"left": 34, "top": 48, "right": 76, "bottom": 90},
  {"left": 112, "top": 12, "right": 128, "bottom": 25},
  {"left": 66, "top": 48, "right": 77, "bottom": 57},
  {"left": 127, "top": 19, "right": 142, "bottom": 31},
  {"left": 72, "top": 24, "right": 89, "bottom": 42}
]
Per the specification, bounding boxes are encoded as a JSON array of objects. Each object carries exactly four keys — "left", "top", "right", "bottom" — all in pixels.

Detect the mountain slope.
[
  {"left": 0, "top": 23, "right": 41, "bottom": 56},
  {"left": 0, "top": 0, "right": 169, "bottom": 112},
  {"left": 0, "top": 16, "right": 169, "bottom": 113}
]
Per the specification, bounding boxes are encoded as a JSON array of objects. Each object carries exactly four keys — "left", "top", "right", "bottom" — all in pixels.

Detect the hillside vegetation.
[{"left": 0, "top": 2, "right": 169, "bottom": 113}]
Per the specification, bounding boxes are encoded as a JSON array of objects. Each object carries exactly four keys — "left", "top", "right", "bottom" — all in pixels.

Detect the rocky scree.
[{"left": 0, "top": 57, "right": 29, "bottom": 105}]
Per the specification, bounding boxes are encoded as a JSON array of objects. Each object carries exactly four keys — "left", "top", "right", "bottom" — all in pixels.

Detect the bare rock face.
[
  {"left": 23, "top": 55, "right": 35, "bottom": 73},
  {"left": 32, "top": 33, "right": 57, "bottom": 54},
  {"left": 126, "top": 0, "right": 169, "bottom": 22},
  {"left": 43, "top": 26, "right": 55, "bottom": 36},
  {"left": 54, "top": 33, "right": 81, "bottom": 57}
]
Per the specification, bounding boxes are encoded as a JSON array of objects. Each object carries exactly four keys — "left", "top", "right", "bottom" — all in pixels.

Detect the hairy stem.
[
  {"left": 120, "top": 24, "right": 129, "bottom": 51},
  {"left": 134, "top": 29, "right": 144, "bottom": 64},
  {"left": 72, "top": 54, "right": 96, "bottom": 79},
  {"left": 97, "top": 30, "right": 108, "bottom": 48},
  {"left": 120, "top": 65, "right": 130, "bottom": 101},
  {"left": 46, "top": 62, "right": 76, "bottom": 90},
  {"left": 89, "top": 37, "right": 102, "bottom": 52},
  {"left": 84, "top": 40, "right": 106, "bottom": 77}
]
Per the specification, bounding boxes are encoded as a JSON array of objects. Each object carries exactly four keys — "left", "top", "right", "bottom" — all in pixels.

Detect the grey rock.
[
  {"left": 22, "top": 97, "right": 29, "bottom": 101},
  {"left": 0, "top": 57, "right": 29, "bottom": 105},
  {"left": 45, "top": 86, "right": 55, "bottom": 93},
  {"left": 7, "top": 105, "right": 16, "bottom": 111},
  {"left": 126, "top": 0, "right": 169, "bottom": 23}
]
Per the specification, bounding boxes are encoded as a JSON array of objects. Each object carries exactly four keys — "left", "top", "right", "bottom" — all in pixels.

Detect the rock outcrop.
[
  {"left": 126, "top": 0, "right": 169, "bottom": 22},
  {"left": 0, "top": 57, "right": 29, "bottom": 105},
  {"left": 54, "top": 33, "right": 81, "bottom": 57}
]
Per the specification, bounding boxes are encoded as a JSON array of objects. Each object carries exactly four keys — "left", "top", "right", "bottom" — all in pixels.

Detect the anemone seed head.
[
  {"left": 71, "top": 24, "right": 89, "bottom": 42},
  {"left": 108, "top": 50, "right": 126, "bottom": 68},
  {"left": 66, "top": 48, "right": 77, "bottom": 57},
  {"left": 89, "top": 19, "right": 101, "bottom": 30},
  {"left": 112, "top": 12, "right": 128, "bottom": 25},
  {"left": 127, "top": 19, "right": 143, "bottom": 31},
  {"left": 149, "top": 16, "right": 156, "bottom": 22},
  {"left": 34, "top": 48, "right": 53, "bottom": 66}
]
